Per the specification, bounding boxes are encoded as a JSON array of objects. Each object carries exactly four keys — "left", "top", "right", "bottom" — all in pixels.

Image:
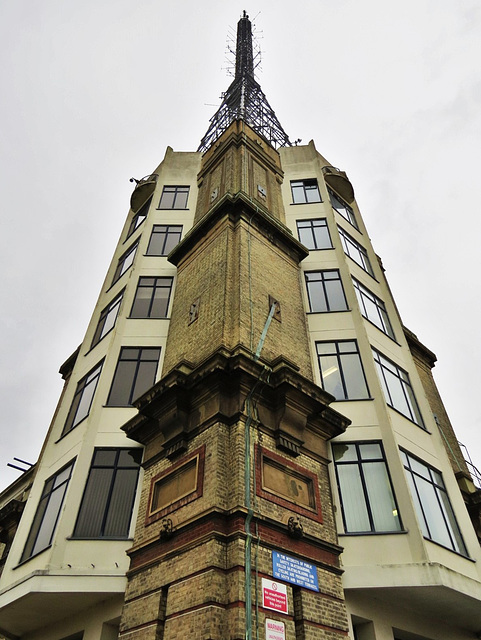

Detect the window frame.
[
  {"left": 91, "top": 291, "right": 124, "bottom": 348},
  {"left": 352, "top": 278, "right": 395, "bottom": 339},
  {"left": 296, "top": 218, "right": 332, "bottom": 250},
  {"left": 328, "top": 187, "right": 359, "bottom": 230},
  {"left": 130, "top": 276, "right": 174, "bottom": 319},
  {"left": 146, "top": 225, "right": 183, "bottom": 256},
  {"left": 315, "top": 340, "right": 370, "bottom": 401},
  {"left": 72, "top": 448, "right": 142, "bottom": 539},
  {"left": 338, "top": 226, "right": 374, "bottom": 277},
  {"left": 61, "top": 361, "right": 103, "bottom": 437},
  {"left": 401, "top": 449, "right": 468, "bottom": 555},
  {"left": 290, "top": 179, "right": 322, "bottom": 204},
  {"left": 20, "top": 460, "right": 75, "bottom": 562},
  {"left": 106, "top": 346, "right": 161, "bottom": 407},
  {"left": 158, "top": 185, "right": 190, "bottom": 210},
  {"left": 332, "top": 441, "right": 402, "bottom": 534},
  {"left": 112, "top": 241, "right": 139, "bottom": 285},
  {"left": 372, "top": 348, "right": 424, "bottom": 428},
  {"left": 305, "top": 269, "right": 348, "bottom": 313}
]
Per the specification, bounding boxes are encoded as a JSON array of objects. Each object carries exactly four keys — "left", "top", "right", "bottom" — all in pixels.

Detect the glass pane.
[
  {"left": 291, "top": 184, "right": 305, "bottom": 204},
  {"left": 308, "top": 280, "right": 327, "bottom": 312},
  {"left": 31, "top": 484, "right": 66, "bottom": 556},
  {"left": 305, "top": 186, "right": 321, "bottom": 203},
  {"left": 405, "top": 472, "right": 429, "bottom": 538},
  {"left": 147, "top": 229, "right": 166, "bottom": 255},
  {"left": 73, "top": 379, "right": 97, "bottom": 427},
  {"left": 337, "top": 466, "right": 370, "bottom": 531},
  {"left": 175, "top": 191, "right": 188, "bottom": 209},
  {"left": 119, "top": 448, "right": 142, "bottom": 467},
  {"left": 74, "top": 468, "right": 113, "bottom": 537},
  {"left": 364, "top": 462, "right": 401, "bottom": 531},
  {"left": 103, "top": 469, "right": 138, "bottom": 537},
  {"left": 325, "top": 280, "right": 346, "bottom": 311},
  {"left": 93, "top": 449, "right": 117, "bottom": 467},
  {"left": 438, "top": 489, "right": 467, "bottom": 554},
  {"left": 151, "top": 286, "right": 171, "bottom": 318},
  {"left": 159, "top": 190, "right": 175, "bottom": 209},
  {"left": 100, "top": 300, "right": 121, "bottom": 338},
  {"left": 416, "top": 476, "right": 452, "bottom": 548},
  {"left": 332, "top": 443, "right": 357, "bottom": 462},
  {"left": 359, "top": 443, "right": 382, "bottom": 460},
  {"left": 298, "top": 226, "right": 314, "bottom": 249},
  {"left": 320, "top": 354, "right": 343, "bottom": 399},
  {"left": 108, "top": 361, "right": 137, "bottom": 406},
  {"left": 341, "top": 353, "right": 369, "bottom": 399},
  {"left": 131, "top": 286, "right": 154, "bottom": 318},
  {"left": 316, "top": 342, "right": 335, "bottom": 355},
  {"left": 131, "top": 361, "right": 158, "bottom": 403},
  {"left": 164, "top": 230, "right": 182, "bottom": 254},
  {"left": 384, "top": 369, "right": 411, "bottom": 416},
  {"left": 339, "top": 341, "right": 356, "bottom": 353}
]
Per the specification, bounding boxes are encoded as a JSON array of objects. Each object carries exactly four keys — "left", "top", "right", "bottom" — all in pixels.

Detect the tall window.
[
  {"left": 127, "top": 196, "right": 152, "bottom": 238},
  {"left": 305, "top": 270, "right": 347, "bottom": 313},
  {"left": 296, "top": 219, "right": 332, "bottom": 250},
  {"left": 353, "top": 278, "right": 395, "bottom": 339},
  {"left": 62, "top": 362, "right": 103, "bottom": 437},
  {"left": 21, "top": 460, "right": 75, "bottom": 561},
  {"left": 130, "top": 277, "right": 173, "bottom": 318},
  {"left": 91, "top": 291, "right": 123, "bottom": 348},
  {"left": 372, "top": 349, "right": 424, "bottom": 428},
  {"left": 73, "top": 448, "right": 142, "bottom": 539},
  {"left": 291, "top": 179, "right": 322, "bottom": 204},
  {"left": 107, "top": 347, "right": 161, "bottom": 406},
  {"left": 401, "top": 450, "right": 467, "bottom": 555},
  {"left": 333, "top": 442, "right": 402, "bottom": 533},
  {"left": 328, "top": 188, "right": 358, "bottom": 229},
  {"left": 112, "top": 241, "right": 138, "bottom": 285},
  {"left": 146, "top": 225, "right": 183, "bottom": 256},
  {"left": 316, "top": 340, "right": 369, "bottom": 400},
  {"left": 158, "top": 186, "right": 189, "bottom": 209},
  {"left": 338, "top": 227, "right": 374, "bottom": 276}
]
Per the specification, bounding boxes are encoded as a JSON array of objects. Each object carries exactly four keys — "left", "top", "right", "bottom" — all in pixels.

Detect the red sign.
[{"left": 262, "top": 578, "right": 288, "bottom": 614}]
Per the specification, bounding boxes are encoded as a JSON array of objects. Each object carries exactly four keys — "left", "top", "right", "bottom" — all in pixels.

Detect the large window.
[
  {"left": 158, "top": 186, "right": 189, "bottom": 209},
  {"left": 21, "top": 460, "right": 75, "bottom": 561},
  {"left": 316, "top": 340, "right": 369, "bottom": 400},
  {"left": 333, "top": 442, "right": 402, "bottom": 533},
  {"left": 328, "top": 188, "right": 358, "bottom": 230},
  {"left": 372, "top": 349, "right": 424, "bottom": 428},
  {"left": 112, "top": 241, "right": 138, "bottom": 285},
  {"left": 73, "top": 448, "right": 142, "bottom": 539},
  {"left": 146, "top": 225, "right": 183, "bottom": 256},
  {"left": 305, "top": 270, "right": 347, "bottom": 313},
  {"left": 127, "top": 196, "right": 152, "bottom": 238},
  {"left": 353, "top": 278, "right": 395, "bottom": 339},
  {"left": 296, "top": 219, "right": 332, "bottom": 250},
  {"left": 401, "top": 450, "right": 467, "bottom": 555},
  {"left": 107, "top": 347, "right": 161, "bottom": 406},
  {"left": 338, "top": 227, "right": 374, "bottom": 276},
  {"left": 130, "top": 277, "right": 173, "bottom": 318},
  {"left": 291, "top": 179, "right": 322, "bottom": 204},
  {"left": 91, "top": 291, "right": 123, "bottom": 348},
  {"left": 62, "top": 362, "right": 103, "bottom": 437}
]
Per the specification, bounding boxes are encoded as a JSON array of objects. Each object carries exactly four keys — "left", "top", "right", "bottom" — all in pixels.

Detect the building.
[{"left": 1, "top": 11, "right": 481, "bottom": 640}]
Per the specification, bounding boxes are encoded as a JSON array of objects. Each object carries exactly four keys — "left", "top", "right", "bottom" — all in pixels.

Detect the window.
[
  {"left": 158, "top": 185, "right": 189, "bottom": 209},
  {"left": 112, "top": 241, "right": 138, "bottom": 285},
  {"left": 305, "top": 270, "right": 347, "bottom": 312},
  {"left": 21, "top": 460, "right": 75, "bottom": 561},
  {"left": 73, "top": 448, "right": 142, "bottom": 539},
  {"left": 62, "top": 362, "right": 103, "bottom": 437},
  {"left": 146, "top": 225, "right": 183, "bottom": 256},
  {"left": 130, "top": 277, "right": 173, "bottom": 318},
  {"left": 332, "top": 442, "right": 402, "bottom": 533},
  {"left": 316, "top": 340, "right": 369, "bottom": 400},
  {"left": 296, "top": 219, "right": 332, "bottom": 250},
  {"left": 91, "top": 291, "right": 123, "bottom": 348},
  {"left": 353, "top": 278, "right": 395, "bottom": 339},
  {"left": 328, "top": 188, "right": 358, "bottom": 229},
  {"left": 127, "top": 196, "right": 152, "bottom": 238},
  {"left": 338, "top": 227, "right": 374, "bottom": 276},
  {"left": 372, "top": 349, "right": 424, "bottom": 427},
  {"left": 291, "top": 179, "right": 321, "bottom": 204},
  {"left": 401, "top": 450, "right": 467, "bottom": 554},
  {"left": 107, "top": 347, "right": 161, "bottom": 406}
]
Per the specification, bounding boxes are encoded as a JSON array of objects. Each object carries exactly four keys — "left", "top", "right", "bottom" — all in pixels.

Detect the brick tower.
[{"left": 118, "top": 12, "right": 351, "bottom": 640}]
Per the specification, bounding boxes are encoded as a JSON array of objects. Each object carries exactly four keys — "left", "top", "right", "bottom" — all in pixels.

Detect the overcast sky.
[{"left": 1, "top": 0, "right": 480, "bottom": 492}]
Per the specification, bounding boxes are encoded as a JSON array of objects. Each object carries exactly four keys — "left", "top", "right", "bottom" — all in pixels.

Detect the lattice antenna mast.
[{"left": 198, "top": 11, "right": 292, "bottom": 153}]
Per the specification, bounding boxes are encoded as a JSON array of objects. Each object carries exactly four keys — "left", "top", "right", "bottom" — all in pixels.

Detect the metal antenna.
[{"left": 198, "top": 12, "right": 291, "bottom": 152}]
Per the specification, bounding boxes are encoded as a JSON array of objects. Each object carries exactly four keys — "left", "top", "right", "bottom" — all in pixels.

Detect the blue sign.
[{"left": 272, "top": 551, "right": 319, "bottom": 592}]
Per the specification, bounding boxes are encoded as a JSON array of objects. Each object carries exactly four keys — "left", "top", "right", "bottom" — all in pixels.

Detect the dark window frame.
[
  {"left": 401, "top": 449, "right": 468, "bottom": 555},
  {"left": 338, "top": 226, "right": 374, "bottom": 277},
  {"left": 146, "top": 225, "right": 183, "bottom": 256},
  {"left": 316, "top": 340, "right": 370, "bottom": 401},
  {"left": 158, "top": 185, "right": 190, "bottom": 210},
  {"left": 353, "top": 278, "right": 395, "bottom": 339},
  {"left": 372, "top": 348, "right": 424, "bottom": 428},
  {"left": 106, "top": 346, "right": 161, "bottom": 407},
  {"left": 61, "top": 361, "right": 103, "bottom": 437},
  {"left": 332, "top": 441, "right": 402, "bottom": 534},
  {"left": 305, "top": 270, "right": 348, "bottom": 313},
  {"left": 91, "top": 291, "right": 124, "bottom": 348},
  {"left": 20, "top": 460, "right": 75, "bottom": 562},
  {"left": 112, "top": 241, "right": 139, "bottom": 285},
  {"left": 296, "top": 218, "right": 332, "bottom": 250},
  {"left": 290, "top": 179, "right": 322, "bottom": 204},
  {"left": 328, "top": 187, "right": 359, "bottom": 230},
  {"left": 130, "top": 276, "right": 173, "bottom": 319},
  {"left": 73, "top": 448, "right": 142, "bottom": 539}
]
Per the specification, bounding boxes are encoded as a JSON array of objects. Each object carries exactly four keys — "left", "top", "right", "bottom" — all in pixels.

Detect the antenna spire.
[{"left": 198, "top": 12, "right": 291, "bottom": 153}]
